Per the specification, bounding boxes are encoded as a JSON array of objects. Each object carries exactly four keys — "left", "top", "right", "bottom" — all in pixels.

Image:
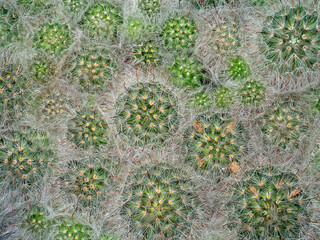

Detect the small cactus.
[
  {"left": 132, "top": 41, "right": 161, "bottom": 67},
  {"left": 114, "top": 82, "right": 182, "bottom": 150},
  {"left": 81, "top": 2, "right": 122, "bottom": 39},
  {"left": 226, "top": 56, "right": 251, "bottom": 80},
  {"left": 236, "top": 79, "right": 266, "bottom": 106},
  {"left": 34, "top": 22, "right": 73, "bottom": 56},
  {"left": 67, "top": 107, "right": 108, "bottom": 150},
  {"left": 259, "top": 5, "right": 320, "bottom": 76},
  {"left": 161, "top": 16, "right": 197, "bottom": 51},
  {"left": 40, "top": 92, "right": 70, "bottom": 121},
  {"left": 63, "top": 0, "right": 88, "bottom": 15},
  {"left": 0, "top": 129, "right": 55, "bottom": 189},
  {"left": 120, "top": 162, "right": 204, "bottom": 239},
  {"left": 169, "top": 55, "right": 204, "bottom": 87},
  {"left": 123, "top": 17, "right": 144, "bottom": 40},
  {"left": 226, "top": 166, "right": 312, "bottom": 239},
  {"left": 261, "top": 97, "right": 309, "bottom": 148},
  {"left": 138, "top": 0, "right": 162, "bottom": 17},
  {"left": 30, "top": 55, "right": 56, "bottom": 82},
  {"left": 22, "top": 206, "right": 50, "bottom": 238},
  {"left": 190, "top": 90, "right": 213, "bottom": 112},
  {"left": 214, "top": 86, "right": 235, "bottom": 109},
  {"left": 68, "top": 46, "right": 114, "bottom": 93},
  {"left": 0, "top": 4, "right": 18, "bottom": 47},
  {"left": 185, "top": 116, "right": 242, "bottom": 175},
  {"left": 54, "top": 219, "right": 92, "bottom": 240}
]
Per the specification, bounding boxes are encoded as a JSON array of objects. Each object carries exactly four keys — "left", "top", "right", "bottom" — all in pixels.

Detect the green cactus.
[
  {"left": 68, "top": 46, "right": 114, "bottom": 93},
  {"left": 138, "top": 0, "right": 162, "bottom": 17},
  {"left": 30, "top": 55, "right": 56, "bottom": 82},
  {"left": 34, "top": 23, "right": 73, "bottom": 56},
  {"left": 40, "top": 92, "right": 70, "bottom": 121},
  {"left": 309, "top": 86, "right": 320, "bottom": 118},
  {"left": 16, "top": 0, "right": 49, "bottom": 9},
  {"left": 81, "top": 2, "right": 122, "bottom": 39},
  {"left": 54, "top": 219, "right": 92, "bottom": 240},
  {"left": 190, "top": 90, "right": 213, "bottom": 112},
  {"left": 0, "top": 4, "right": 18, "bottom": 47},
  {"left": 260, "top": 5, "right": 320, "bottom": 75},
  {"left": 0, "top": 64, "right": 32, "bottom": 123},
  {"left": 261, "top": 98, "right": 309, "bottom": 148},
  {"left": 185, "top": 116, "right": 242, "bottom": 175},
  {"left": 123, "top": 17, "right": 144, "bottom": 40},
  {"left": 226, "top": 56, "right": 251, "bottom": 80},
  {"left": 22, "top": 206, "right": 50, "bottom": 237},
  {"left": 114, "top": 82, "right": 181, "bottom": 149},
  {"left": 226, "top": 166, "right": 312, "bottom": 239},
  {"left": 236, "top": 79, "right": 266, "bottom": 106},
  {"left": 169, "top": 55, "right": 203, "bottom": 87},
  {"left": 0, "top": 129, "right": 55, "bottom": 189},
  {"left": 214, "top": 86, "right": 235, "bottom": 109},
  {"left": 63, "top": 0, "right": 88, "bottom": 15},
  {"left": 67, "top": 107, "right": 108, "bottom": 150},
  {"left": 162, "top": 16, "right": 197, "bottom": 50},
  {"left": 120, "top": 162, "right": 203, "bottom": 239},
  {"left": 133, "top": 41, "right": 161, "bottom": 67}
]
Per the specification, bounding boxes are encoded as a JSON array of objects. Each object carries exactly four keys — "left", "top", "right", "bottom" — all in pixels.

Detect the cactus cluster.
[
  {"left": 0, "top": 130, "right": 54, "bottom": 189},
  {"left": 138, "top": 0, "right": 162, "bottom": 17},
  {"left": 161, "top": 16, "right": 197, "bottom": 50},
  {"left": 185, "top": 117, "right": 242, "bottom": 175},
  {"left": 67, "top": 107, "right": 108, "bottom": 150},
  {"left": 133, "top": 41, "right": 161, "bottom": 66},
  {"left": 259, "top": 6, "right": 320, "bottom": 75},
  {"left": 120, "top": 162, "right": 203, "bottom": 239},
  {"left": 68, "top": 47, "right": 114, "bottom": 93},
  {"left": 81, "top": 2, "right": 122, "bottom": 39},
  {"left": 35, "top": 23, "right": 73, "bottom": 56},
  {"left": 226, "top": 56, "right": 251, "bottom": 80},
  {"left": 226, "top": 166, "right": 312, "bottom": 239},
  {"left": 236, "top": 79, "right": 266, "bottom": 106},
  {"left": 114, "top": 82, "right": 181, "bottom": 149}
]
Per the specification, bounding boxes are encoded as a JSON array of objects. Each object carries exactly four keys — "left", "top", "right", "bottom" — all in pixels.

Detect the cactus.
[
  {"left": 132, "top": 41, "right": 161, "bottom": 67},
  {"left": 226, "top": 166, "right": 312, "bottom": 239},
  {"left": 138, "top": 0, "right": 162, "bottom": 17},
  {"left": 259, "top": 5, "right": 320, "bottom": 76},
  {"left": 81, "top": 2, "right": 122, "bottom": 39},
  {"left": 0, "top": 64, "right": 32, "bottom": 123},
  {"left": 30, "top": 55, "right": 56, "bottom": 82},
  {"left": 190, "top": 90, "right": 213, "bottom": 112},
  {"left": 261, "top": 98, "right": 309, "bottom": 148},
  {"left": 40, "top": 92, "right": 70, "bottom": 121},
  {"left": 185, "top": 116, "right": 242, "bottom": 175},
  {"left": 123, "top": 16, "right": 144, "bottom": 40},
  {"left": 22, "top": 206, "right": 50, "bottom": 238},
  {"left": 0, "top": 129, "right": 55, "bottom": 189},
  {"left": 169, "top": 55, "right": 204, "bottom": 87},
  {"left": 54, "top": 219, "right": 92, "bottom": 240},
  {"left": 68, "top": 46, "right": 114, "bottom": 93},
  {"left": 34, "top": 22, "right": 73, "bottom": 56},
  {"left": 226, "top": 56, "right": 251, "bottom": 80},
  {"left": 63, "top": 0, "right": 88, "bottom": 15},
  {"left": 0, "top": 4, "right": 18, "bottom": 47},
  {"left": 120, "top": 162, "right": 204, "bottom": 239},
  {"left": 161, "top": 16, "right": 197, "bottom": 51},
  {"left": 114, "top": 82, "right": 181, "bottom": 150},
  {"left": 67, "top": 107, "right": 108, "bottom": 150},
  {"left": 214, "top": 86, "right": 235, "bottom": 109},
  {"left": 236, "top": 79, "right": 266, "bottom": 106}
]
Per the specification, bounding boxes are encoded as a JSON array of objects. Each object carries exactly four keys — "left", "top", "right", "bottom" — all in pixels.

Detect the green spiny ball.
[
  {"left": 35, "top": 23, "right": 73, "bottom": 56},
  {"left": 214, "top": 86, "right": 235, "bottom": 109},
  {"left": 0, "top": 5, "right": 18, "bottom": 47},
  {"left": 185, "top": 117, "right": 242, "bottom": 175},
  {"left": 40, "top": 93, "right": 70, "bottom": 121},
  {"left": 138, "top": 0, "right": 161, "bottom": 17},
  {"left": 162, "top": 16, "right": 197, "bottom": 50},
  {"left": 114, "top": 82, "right": 180, "bottom": 149},
  {"left": 261, "top": 99, "right": 309, "bottom": 148},
  {"left": 22, "top": 206, "right": 50, "bottom": 237},
  {"left": 0, "top": 130, "right": 55, "bottom": 189},
  {"left": 237, "top": 79, "right": 266, "bottom": 106},
  {"left": 191, "top": 91, "right": 212, "bottom": 112},
  {"left": 59, "top": 161, "right": 114, "bottom": 207},
  {"left": 260, "top": 5, "right": 320, "bottom": 75},
  {"left": 31, "top": 56, "right": 56, "bottom": 82},
  {"left": 0, "top": 65, "right": 32, "bottom": 123},
  {"left": 169, "top": 56, "right": 203, "bottom": 87},
  {"left": 68, "top": 47, "right": 114, "bottom": 93},
  {"left": 227, "top": 56, "right": 251, "bottom": 80},
  {"left": 82, "top": 2, "right": 122, "bottom": 39},
  {"left": 124, "top": 17, "right": 144, "bottom": 40},
  {"left": 63, "top": 0, "right": 88, "bottom": 15},
  {"left": 67, "top": 108, "right": 108, "bottom": 150},
  {"left": 226, "top": 166, "right": 311, "bottom": 239},
  {"left": 121, "top": 162, "right": 203, "bottom": 239},
  {"left": 133, "top": 41, "right": 161, "bottom": 67},
  {"left": 54, "top": 220, "right": 92, "bottom": 240}
]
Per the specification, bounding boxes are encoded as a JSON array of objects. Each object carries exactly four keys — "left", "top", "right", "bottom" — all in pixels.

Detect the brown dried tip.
[
  {"left": 228, "top": 161, "right": 240, "bottom": 174},
  {"left": 194, "top": 120, "right": 202, "bottom": 133},
  {"left": 249, "top": 184, "right": 258, "bottom": 195},
  {"left": 225, "top": 120, "right": 237, "bottom": 133},
  {"left": 289, "top": 187, "right": 300, "bottom": 198},
  {"left": 198, "top": 158, "right": 205, "bottom": 168}
]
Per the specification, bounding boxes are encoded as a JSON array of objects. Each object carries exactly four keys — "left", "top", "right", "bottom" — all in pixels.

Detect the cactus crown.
[
  {"left": 185, "top": 116, "right": 242, "bottom": 175},
  {"left": 260, "top": 5, "right": 320, "bottom": 75},
  {"left": 214, "top": 86, "right": 234, "bottom": 109},
  {"left": 40, "top": 93, "right": 70, "bottom": 120},
  {"left": 121, "top": 162, "right": 203, "bottom": 239},
  {"left": 226, "top": 166, "right": 311, "bottom": 239},
  {"left": 133, "top": 41, "right": 161, "bottom": 67},
  {"left": 227, "top": 56, "right": 251, "bottom": 80},
  {"left": 138, "top": 0, "right": 162, "bottom": 17},
  {"left": 67, "top": 107, "right": 108, "bottom": 150},
  {"left": 162, "top": 16, "right": 197, "bottom": 50},
  {"left": 114, "top": 82, "right": 180, "bottom": 149},
  {"left": 35, "top": 23, "right": 73, "bottom": 56},
  {"left": 82, "top": 2, "right": 122, "bottom": 39},
  {"left": 237, "top": 79, "right": 266, "bottom": 106}
]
